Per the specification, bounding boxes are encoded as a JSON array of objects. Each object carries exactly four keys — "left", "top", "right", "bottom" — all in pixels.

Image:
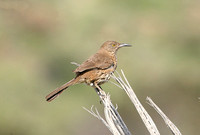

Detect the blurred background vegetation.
[{"left": 0, "top": 0, "right": 200, "bottom": 134}]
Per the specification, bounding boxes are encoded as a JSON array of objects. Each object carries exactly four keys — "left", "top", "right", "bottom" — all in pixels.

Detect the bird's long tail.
[{"left": 45, "top": 78, "right": 78, "bottom": 102}]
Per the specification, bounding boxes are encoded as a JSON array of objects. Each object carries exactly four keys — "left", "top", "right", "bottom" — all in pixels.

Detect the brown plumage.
[{"left": 45, "top": 41, "right": 131, "bottom": 102}]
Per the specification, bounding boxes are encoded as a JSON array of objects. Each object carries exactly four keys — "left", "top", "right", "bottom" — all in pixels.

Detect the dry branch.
[
  {"left": 84, "top": 70, "right": 182, "bottom": 135},
  {"left": 111, "top": 70, "right": 160, "bottom": 135},
  {"left": 84, "top": 92, "right": 132, "bottom": 135},
  {"left": 146, "top": 97, "right": 182, "bottom": 135}
]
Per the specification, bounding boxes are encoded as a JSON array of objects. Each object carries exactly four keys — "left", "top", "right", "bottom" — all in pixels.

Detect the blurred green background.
[{"left": 0, "top": 0, "right": 200, "bottom": 134}]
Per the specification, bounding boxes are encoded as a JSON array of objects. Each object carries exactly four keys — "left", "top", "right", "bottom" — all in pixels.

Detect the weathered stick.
[
  {"left": 146, "top": 97, "right": 182, "bottom": 135},
  {"left": 83, "top": 91, "right": 132, "bottom": 135},
  {"left": 84, "top": 69, "right": 182, "bottom": 135},
  {"left": 111, "top": 70, "right": 160, "bottom": 135}
]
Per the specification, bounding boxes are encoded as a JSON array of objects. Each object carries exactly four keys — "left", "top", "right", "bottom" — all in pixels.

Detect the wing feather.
[{"left": 74, "top": 52, "right": 113, "bottom": 73}]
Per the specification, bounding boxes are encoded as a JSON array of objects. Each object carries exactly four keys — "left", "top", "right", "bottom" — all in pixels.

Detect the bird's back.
[{"left": 74, "top": 51, "right": 116, "bottom": 74}]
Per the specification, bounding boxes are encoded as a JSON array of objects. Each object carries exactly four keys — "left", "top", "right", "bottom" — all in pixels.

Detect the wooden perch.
[{"left": 84, "top": 70, "right": 182, "bottom": 135}]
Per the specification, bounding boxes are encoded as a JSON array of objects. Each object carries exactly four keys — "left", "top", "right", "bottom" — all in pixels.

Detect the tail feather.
[{"left": 45, "top": 78, "right": 77, "bottom": 102}]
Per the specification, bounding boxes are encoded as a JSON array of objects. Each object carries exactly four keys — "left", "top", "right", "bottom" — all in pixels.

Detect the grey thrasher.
[{"left": 46, "top": 41, "right": 131, "bottom": 102}]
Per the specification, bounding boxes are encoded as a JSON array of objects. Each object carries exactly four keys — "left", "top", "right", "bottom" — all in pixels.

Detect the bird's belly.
[
  {"left": 79, "top": 68, "right": 113, "bottom": 86},
  {"left": 96, "top": 71, "right": 111, "bottom": 85}
]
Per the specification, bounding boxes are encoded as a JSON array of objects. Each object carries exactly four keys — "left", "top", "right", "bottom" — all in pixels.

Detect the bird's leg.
[
  {"left": 94, "top": 87, "right": 103, "bottom": 104},
  {"left": 94, "top": 83, "right": 106, "bottom": 98},
  {"left": 94, "top": 87, "right": 100, "bottom": 94}
]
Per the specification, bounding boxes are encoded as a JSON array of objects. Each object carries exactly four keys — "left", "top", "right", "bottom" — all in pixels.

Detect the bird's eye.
[{"left": 112, "top": 44, "right": 116, "bottom": 47}]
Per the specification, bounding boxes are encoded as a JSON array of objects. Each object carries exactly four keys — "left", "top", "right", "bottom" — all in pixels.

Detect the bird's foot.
[
  {"left": 98, "top": 90, "right": 106, "bottom": 98},
  {"left": 94, "top": 86, "right": 106, "bottom": 104},
  {"left": 99, "top": 94, "right": 106, "bottom": 104},
  {"left": 99, "top": 100, "right": 103, "bottom": 104}
]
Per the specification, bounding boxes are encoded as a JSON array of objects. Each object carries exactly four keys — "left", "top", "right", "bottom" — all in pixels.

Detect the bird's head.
[{"left": 100, "top": 41, "right": 131, "bottom": 54}]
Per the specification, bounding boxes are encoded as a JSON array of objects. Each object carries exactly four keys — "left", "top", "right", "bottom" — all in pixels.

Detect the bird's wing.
[{"left": 74, "top": 52, "right": 113, "bottom": 73}]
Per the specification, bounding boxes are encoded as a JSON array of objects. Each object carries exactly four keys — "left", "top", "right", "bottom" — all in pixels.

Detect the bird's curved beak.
[{"left": 119, "top": 43, "right": 132, "bottom": 48}]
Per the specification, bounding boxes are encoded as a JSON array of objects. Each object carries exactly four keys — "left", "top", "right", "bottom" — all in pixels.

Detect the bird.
[{"left": 45, "top": 41, "right": 131, "bottom": 102}]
